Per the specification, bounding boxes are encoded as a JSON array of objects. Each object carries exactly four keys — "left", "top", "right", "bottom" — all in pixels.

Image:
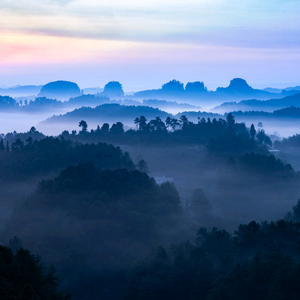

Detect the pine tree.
[
  {"left": 250, "top": 124, "right": 256, "bottom": 139},
  {"left": 0, "top": 139, "right": 4, "bottom": 150}
]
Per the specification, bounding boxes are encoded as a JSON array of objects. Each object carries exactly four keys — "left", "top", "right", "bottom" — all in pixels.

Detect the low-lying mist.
[{"left": 2, "top": 95, "right": 300, "bottom": 299}]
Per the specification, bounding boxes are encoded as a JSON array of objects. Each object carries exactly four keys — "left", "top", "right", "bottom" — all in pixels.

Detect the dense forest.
[
  {"left": 1, "top": 113, "right": 300, "bottom": 299},
  {"left": 41, "top": 113, "right": 271, "bottom": 151}
]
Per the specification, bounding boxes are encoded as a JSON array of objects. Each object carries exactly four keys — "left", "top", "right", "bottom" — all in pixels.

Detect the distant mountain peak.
[
  {"left": 227, "top": 78, "right": 252, "bottom": 92},
  {"left": 101, "top": 81, "right": 124, "bottom": 97},
  {"left": 39, "top": 80, "right": 81, "bottom": 99}
]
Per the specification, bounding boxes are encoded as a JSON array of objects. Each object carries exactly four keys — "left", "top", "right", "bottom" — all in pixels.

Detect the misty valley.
[{"left": 2, "top": 79, "right": 300, "bottom": 299}]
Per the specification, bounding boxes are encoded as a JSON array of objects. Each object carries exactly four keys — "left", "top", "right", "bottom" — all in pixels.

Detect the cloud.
[{"left": 0, "top": 0, "right": 299, "bottom": 49}]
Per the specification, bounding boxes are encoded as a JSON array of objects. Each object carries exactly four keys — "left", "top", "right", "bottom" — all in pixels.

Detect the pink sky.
[{"left": 0, "top": 0, "right": 299, "bottom": 91}]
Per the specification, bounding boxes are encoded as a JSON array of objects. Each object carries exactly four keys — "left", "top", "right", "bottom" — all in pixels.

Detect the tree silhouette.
[
  {"left": 101, "top": 123, "right": 109, "bottom": 133},
  {"left": 0, "top": 139, "right": 4, "bottom": 150},
  {"left": 136, "top": 159, "right": 149, "bottom": 173},
  {"left": 256, "top": 129, "right": 266, "bottom": 144},
  {"left": 30, "top": 126, "right": 37, "bottom": 133},
  {"left": 180, "top": 115, "right": 189, "bottom": 127},
  {"left": 226, "top": 113, "right": 235, "bottom": 127},
  {"left": 148, "top": 117, "right": 167, "bottom": 132},
  {"left": 165, "top": 116, "right": 172, "bottom": 130},
  {"left": 0, "top": 245, "right": 70, "bottom": 299},
  {"left": 190, "top": 188, "right": 212, "bottom": 217},
  {"left": 134, "top": 116, "right": 148, "bottom": 131},
  {"left": 79, "top": 120, "right": 88, "bottom": 132},
  {"left": 250, "top": 124, "right": 256, "bottom": 139},
  {"left": 110, "top": 122, "right": 124, "bottom": 135}
]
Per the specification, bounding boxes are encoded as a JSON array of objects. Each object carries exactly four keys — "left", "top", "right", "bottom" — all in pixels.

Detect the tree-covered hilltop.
[
  {"left": 6, "top": 159, "right": 300, "bottom": 300},
  {"left": 0, "top": 119, "right": 300, "bottom": 299},
  {"left": 0, "top": 137, "right": 134, "bottom": 181},
  {"left": 0, "top": 95, "right": 20, "bottom": 109},
  {"left": 42, "top": 103, "right": 171, "bottom": 124},
  {"left": 2, "top": 162, "right": 182, "bottom": 299},
  {"left": 53, "top": 113, "right": 271, "bottom": 156},
  {"left": 275, "top": 133, "right": 300, "bottom": 149},
  {"left": 1, "top": 113, "right": 289, "bottom": 182},
  {"left": 36, "top": 162, "right": 180, "bottom": 218},
  {"left": 123, "top": 219, "right": 300, "bottom": 300},
  {"left": 4, "top": 112, "right": 269, "bottom": 153},
  {"left": 238, "top": 152, "right": 294, "bottom": 177}
]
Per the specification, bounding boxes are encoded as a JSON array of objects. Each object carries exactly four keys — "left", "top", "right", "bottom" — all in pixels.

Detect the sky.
[{"left": 0, "top": 0, "right": 300, "bottom": 91}]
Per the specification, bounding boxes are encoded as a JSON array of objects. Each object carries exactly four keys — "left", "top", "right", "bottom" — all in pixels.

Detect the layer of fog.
[
  {"left": 2, "top": 111, "right": 300, "bottom": 142},
  {"left": 120, "top": 145, "right": 300, "bottom": 230}
]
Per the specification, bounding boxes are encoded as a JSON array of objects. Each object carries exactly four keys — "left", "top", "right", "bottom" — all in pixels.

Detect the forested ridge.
[
  {"left": 1, "top": 113, "right": 300, "bottom": 299},
  {"left": 0, "top": 136, "right": 134, "bottom": 181},
  {"left": 123, "top": 219, "right": 300, "bottom": 300}
]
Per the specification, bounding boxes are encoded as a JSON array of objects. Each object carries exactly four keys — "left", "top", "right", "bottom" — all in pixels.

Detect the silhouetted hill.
[
  {"left": 0, "top": 93, "right": 198, "bottom": 115},
  {"left": 175, "top": 111, "right": 221, "bottom": 123},
  {"left": 213, "top": 93, "right": 300, "bottom": 113},
  {"left": 229, "top": 106, "right": 300, "bottom": 119},
  {"left": 68, "top": 94, "right": 110, "bottom": 107},
  {"left": 218, "top": 78, "right": 252, "bottom": 93},
  {"left": 280, "top": 90, "right": 300, "bottom": 96},
  {"left": 82, "top": 87, "right": 103, "bottom": 94},
  {"left": 263, "top": 86, "right": 300, "bottom": 93},
  {"left": 273, "top": 106, "right": 300, "bottom": 117},
  {"left": 0, "top": 85, "right": 42, "bottom": 97},
  {"left": 41, "top": 103, "right": 171, "bottom": 125},
  {"left": 99, "top": 81, "right": 124, "bottom": 98},
  {"left": 285, "top": 86, "right": 300, "bottom": 91},
  {"left": 0, "top": 95, "right": 18, "bottom": 109},
  {"left": 216, "top": 78, "right": 270, "bottom": 97},
  {"left": 133, "top": 80, "right": 207, "bottom": 99},
  {"left": 38, "top": 80, "right": 81, "bottom": 99},
  {"left": 263, "top": 87, "right": 282, "bottom": 93},
  {"left": 132, "top": 78, "right": 286, "bottom": 104},
  {"left": 142, "top": 99, "right": 200, "bottom": 112},
  {"left": 185, "top": 81, "right": 207, "bottom": 93}
]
